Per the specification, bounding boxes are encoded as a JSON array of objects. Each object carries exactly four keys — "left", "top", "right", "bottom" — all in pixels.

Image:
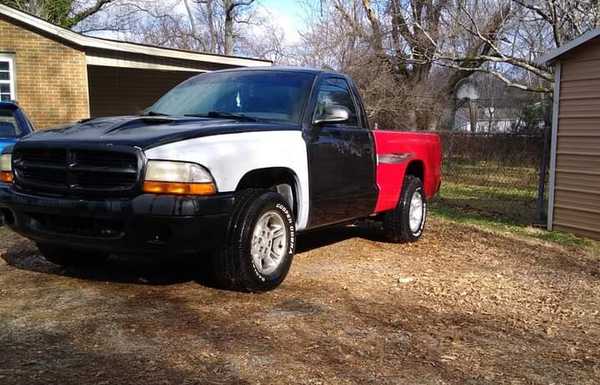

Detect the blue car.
[{"left": 0, "top": 101, "right": 34, "bottom": 154}]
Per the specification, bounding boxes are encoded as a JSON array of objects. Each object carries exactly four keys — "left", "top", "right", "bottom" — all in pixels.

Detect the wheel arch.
[
  {"left": 236, "top": 167, "right": 301, "bottom": 219},
  {"left": 404, "top": 160, "right": 425, "bottom": 183}
]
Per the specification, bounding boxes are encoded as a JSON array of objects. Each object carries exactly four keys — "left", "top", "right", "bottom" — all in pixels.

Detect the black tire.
[
  {"left": 37, "top": 243, "right": 109, "bottom": 266},
  {"left": 383, "top": 175, "right": 427, "bottom": 243},
  {"left": 210, "top": 189, "right": 296, "bottom": 292}
]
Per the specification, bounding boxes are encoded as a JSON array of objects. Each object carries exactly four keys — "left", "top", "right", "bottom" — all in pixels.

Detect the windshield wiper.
[{"left": 185, "top": 111, "right": 260, "bottom": 122}]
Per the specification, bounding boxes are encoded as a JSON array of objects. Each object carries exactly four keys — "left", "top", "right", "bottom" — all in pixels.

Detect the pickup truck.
[{"left": 0, "top": 67, "right": 441, "bottom": 291}]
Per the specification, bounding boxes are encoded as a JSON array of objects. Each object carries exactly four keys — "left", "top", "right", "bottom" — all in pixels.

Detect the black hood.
[{"left": 20, "top": 116, "right": 298, "bottom": 149}]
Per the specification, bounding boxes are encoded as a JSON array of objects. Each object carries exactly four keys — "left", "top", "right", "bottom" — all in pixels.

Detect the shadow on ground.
[
  {"left": 1, "top": 220, "right": 599, "bottom": 384},
  {"left": 0, "top": 223, "right": 384, "bottom": 287}
]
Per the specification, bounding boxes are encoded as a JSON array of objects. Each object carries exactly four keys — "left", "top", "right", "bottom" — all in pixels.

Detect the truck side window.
[{"left": 314, "top": 78, "right": 359, "bottom": 126}]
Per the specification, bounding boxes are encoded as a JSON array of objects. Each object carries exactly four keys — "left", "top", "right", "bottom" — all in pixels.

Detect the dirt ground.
[{"left": 1, "top": 218, "right": 599, "bottom": 385}]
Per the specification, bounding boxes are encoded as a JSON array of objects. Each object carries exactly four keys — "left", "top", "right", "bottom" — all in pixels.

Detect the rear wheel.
[
  {"left": 383, "top": 175, "right": 427, "bottom": 243},
  {"left": 37, "top": 243, "right": 109, "bottom": 266},
  {"left": 210, "top": 189, "right": 296, "bottom": 292}
]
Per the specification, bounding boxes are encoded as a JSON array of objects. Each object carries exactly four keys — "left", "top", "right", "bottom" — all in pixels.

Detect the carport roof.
[{"left": 0, "top": 3, "right": 271, "bottom": 69}]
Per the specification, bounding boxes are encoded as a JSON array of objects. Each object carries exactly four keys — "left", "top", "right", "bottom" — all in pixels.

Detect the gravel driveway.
[{"left": 1, "top": 218, "right": 599, "bottom": 385}]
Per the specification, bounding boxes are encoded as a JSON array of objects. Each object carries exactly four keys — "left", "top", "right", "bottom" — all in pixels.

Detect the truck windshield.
[{"left": 148, "top": 71, "right": 316, "bottom": 124}]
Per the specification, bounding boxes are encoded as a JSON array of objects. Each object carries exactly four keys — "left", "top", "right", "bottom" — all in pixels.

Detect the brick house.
[{"left": 0, "top": 4, "right": 270, "bottom": 129}]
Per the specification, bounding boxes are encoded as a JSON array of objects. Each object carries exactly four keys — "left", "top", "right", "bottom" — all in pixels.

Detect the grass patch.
[
  {"left": 443, "top": 161, "right": 540, "bottom": 190},
  {"left": 431, "top": 204, "right": 600, "bottom": 252},
  {"left": 431, "top": 180, "right": 598, "bottom": 251},
  {"left": 433, "top": 182, "right": 537, "bottom": 226},
  {"left": 440, "top": 182, "right": 536, "bottom": 201}
]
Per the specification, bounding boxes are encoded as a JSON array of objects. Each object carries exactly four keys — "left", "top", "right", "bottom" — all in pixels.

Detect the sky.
[
  {"left": 258, "top": 0, "right": 305, "bottom": 43},
  {"left": 87, "top": 0, "right": 308, "bottom": 48}
]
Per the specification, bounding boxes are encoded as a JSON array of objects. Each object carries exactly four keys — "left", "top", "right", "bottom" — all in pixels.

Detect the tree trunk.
[
  {"left": 223, "top": 0, "right": 235, "bottom": 55},
  {"left": 442, "top": 98, "right": 457, "bottom": 131},
  {"left": 183, "top": 0, "right": 198, "bottom": 42},
  {"left": 468, "top": 99, "right": 478, "bottom": 133},
  {"left": 206, "top": 0, "right": 217, "bottom": 53},
  {"left": 406, "top": 110, "right": 418, "bottom": 130}
]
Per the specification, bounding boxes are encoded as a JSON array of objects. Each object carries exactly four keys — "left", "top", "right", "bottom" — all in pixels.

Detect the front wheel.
[
  {"left": 382, "top": 175, "right": 427, "bottom": 243},
  {"left": 210, "top": 189, "right": 296, "bottom": 292}
]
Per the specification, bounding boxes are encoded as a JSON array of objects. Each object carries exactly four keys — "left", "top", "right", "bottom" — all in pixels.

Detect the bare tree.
[
  {"left": 197, "top": 0, "right": 217, "bottom": 52},
  {"left": 222, "top": 0, "right": 255, "bottom": 55},
  {"left": 240, "top": 17, "right": 290, "bottom": 63},
  {"left": 295, "top": 0, "right": 600, "bottom": 129},
  {"left": 1, "top": 0, "right": 116, "bottom": 28},
  {"left": 89, "top": 0, "right": 264, "bottom": 56},
  {"left": 295, "top": 0, "right": 513, "bottom": 129},
  {"left": 436, "top": 1, "right": 600, "bottom": 92},
  {"left": 512, "top": 0, "right": 600, "bottom": 47},
  {"left": 365, "top": 0, "right": 515, "bottom": 128},
  {"left": 179, "top": 0, "right": 257, "bottom": 55},
  {"left": 183, "top": 0, "right": 199, "bottom": 38}
]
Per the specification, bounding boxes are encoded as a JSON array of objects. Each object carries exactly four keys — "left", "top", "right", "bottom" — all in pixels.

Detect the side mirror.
[{"left": 313, "top": 105, "right": 350, "bottom": 125}]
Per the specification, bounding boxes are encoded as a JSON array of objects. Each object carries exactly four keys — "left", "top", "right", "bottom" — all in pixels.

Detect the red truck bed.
[{"left": 372, "top": 130, "right": 442, "bottom": 213}]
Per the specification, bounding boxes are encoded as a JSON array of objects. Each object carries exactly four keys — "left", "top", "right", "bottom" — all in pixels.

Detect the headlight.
[
  {"left": 0, "top": 153, "right": 13, "bottom": 183},
  {"left": 143, "top": 160, "right": 216, "bottom": 195}
]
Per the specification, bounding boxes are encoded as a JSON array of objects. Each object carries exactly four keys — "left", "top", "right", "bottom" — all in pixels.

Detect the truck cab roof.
[
  {"left": 214, "top": 66, "right": 344, "bottom": 77},
  {"left": 0, "top": 101, "right": 35, "bottom": 149},
  {"left": 0, "top": 101, "right": 20, "bottom": 111}
]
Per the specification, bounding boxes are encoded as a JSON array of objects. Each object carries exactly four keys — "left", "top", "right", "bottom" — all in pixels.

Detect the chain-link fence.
[{"left": 432, "top": 130, "right": 548, "bottom": 225}]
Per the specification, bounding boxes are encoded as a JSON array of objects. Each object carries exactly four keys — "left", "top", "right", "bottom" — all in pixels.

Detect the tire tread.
[
  {"left": 209, "top": 188, "right": 295, "bottom": 292},
  {"left": 383, "top": 175, "right": 426, "bottom": 243}
]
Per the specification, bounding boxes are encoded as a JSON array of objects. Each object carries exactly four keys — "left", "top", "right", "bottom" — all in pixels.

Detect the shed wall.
[{"left": 554, "top": 39, "right": 600, "bottom": 240}]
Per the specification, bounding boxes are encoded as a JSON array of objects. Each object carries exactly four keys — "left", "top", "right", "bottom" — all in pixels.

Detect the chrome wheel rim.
[
  {"left": 409, "top": 191, "right": 424, "bottom": 233},
  {"left": 251, "top": 210, "right": 288, "bottom": 275}
]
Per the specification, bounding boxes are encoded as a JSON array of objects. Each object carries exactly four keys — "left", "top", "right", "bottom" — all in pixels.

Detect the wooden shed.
[{"left": 540, "top": 30, "right": 600, "bottom": 240}]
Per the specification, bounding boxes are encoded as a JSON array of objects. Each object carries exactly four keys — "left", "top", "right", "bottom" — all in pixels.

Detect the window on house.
[{"left": 0, "top": 54, "right": 15, "bottom": 102}]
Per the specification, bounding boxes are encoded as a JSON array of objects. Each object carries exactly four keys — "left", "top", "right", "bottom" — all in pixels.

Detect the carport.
[
  {"left": 87, "top": 66, "right": 196, "bottom": 117},
  {"left": 83, "top": 40, "right": 272, "bottom": 118}
]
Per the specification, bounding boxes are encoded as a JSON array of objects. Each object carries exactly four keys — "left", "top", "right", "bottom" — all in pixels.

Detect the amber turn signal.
[
  {"left": 0, "top": 171, "right": 13, "bottom": 183},
  {"left": 143, "top": 181, "right": 216, "bottom": 195}
]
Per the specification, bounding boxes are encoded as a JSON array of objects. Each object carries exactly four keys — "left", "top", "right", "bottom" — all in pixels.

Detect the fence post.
[{"left": 536, "top": 103, "right": 551, "bottom": 224}]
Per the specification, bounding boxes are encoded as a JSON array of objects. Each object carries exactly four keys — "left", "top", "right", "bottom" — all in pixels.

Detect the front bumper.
[{"left": 0, "top": 186, "right": 234, "bottom": 255}]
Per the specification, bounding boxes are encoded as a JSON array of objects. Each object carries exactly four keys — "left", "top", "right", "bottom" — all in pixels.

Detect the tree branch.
[
  {"left": 437, "top": 61, "right": 552, "bottom": 93},
  {"left": 65, "top": 0, "right": 116, "bottom": 29}
]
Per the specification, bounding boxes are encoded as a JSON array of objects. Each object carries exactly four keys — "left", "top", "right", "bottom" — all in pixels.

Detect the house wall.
[
  {"left": 553, "top": 39, "right": 600, "bottom": 240},
  {"left": 87, "top": 65, "right": 198, "bottom": 117},
  {"left": 0, "top": 16, "right": 89, "bottom": 129}
]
